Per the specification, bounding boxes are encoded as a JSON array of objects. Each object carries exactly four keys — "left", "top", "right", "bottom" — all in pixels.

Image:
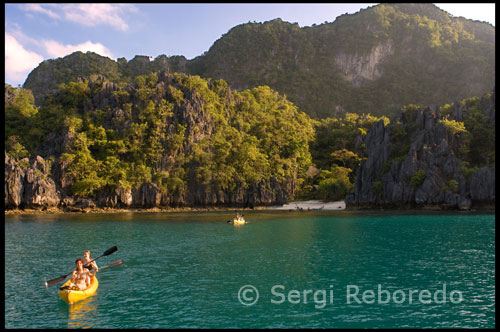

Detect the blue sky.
[{"left": 5, "top": 3, "right": 496, "bottom": 87}]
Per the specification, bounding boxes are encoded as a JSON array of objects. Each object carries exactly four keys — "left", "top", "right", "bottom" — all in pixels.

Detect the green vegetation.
[
  {"left": 4, "top": 81, "right": 495, "bottom": 205},
  {"left": 6, "top": 76, "right": 397, "bottom": 203},
  {"left": 6, "top": 136, "right": 29, "bottom": 160},
  {"left": 439, "top": 119, "right": 467, "bottom": 135},
  {"left": 460, "top": 163, "right": 479, "bottom": 181},
  {"left": 7, "top": 3, "right": 496, "bottom": 206},
  {"left": 372, "top": 180, "right": 383, "bottom": 194},
  {"left": 191, "top": 4, "right": 493, "bottom": 118},
  {"left": 299, "top": 112, "right": 388, "bottom": 200},
  {"left": 376, "top": 94, "right": 494, "bottom": 197},
  {"left": 440, "top": 179, "right": 459, "bottom": 193},
  {"left": 462, "top": 98, "right": 495, "bottom": 168},
  {"left": 5, "top": 74, "right": 315, "bottom": 199},
  {"left": 316, "top": 166, "right": 354, "bottom": 201},
  {"left": 410, "top": 169, "right": 426, "bottom": 188},
  {"left": 436, "top": 95, "right": 495, "bottom": 169},
  {"left": 23, "top": 4, "right": 494, "bottom": 120},
  {"left": 310, "top": 113, "right": 388, "bottom": 170},
  {"left": 5, "top": 84, "right": 39, "bottom": 155}
]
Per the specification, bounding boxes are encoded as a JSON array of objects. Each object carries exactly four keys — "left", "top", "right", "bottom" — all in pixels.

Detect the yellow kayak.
[
  {"left": 233, "top": 218, "right": 246, "bottom": 225},
  {"left": 58, "top": 277, "right": 98, "bottom": 304}
]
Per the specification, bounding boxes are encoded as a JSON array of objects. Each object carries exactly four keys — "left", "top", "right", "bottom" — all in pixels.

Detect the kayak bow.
[{"left": 233, "top": 217, "right": 246, "bottom": 225}]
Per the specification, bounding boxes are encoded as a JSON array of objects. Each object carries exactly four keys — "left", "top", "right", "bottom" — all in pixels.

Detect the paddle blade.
[
  {"left": 108, "top": 259, "right": 124, "bottom": 267},
  {"left": 45, "top": 275, "right": 67, "bottom": 288},
  {"left": 101, "top": 259, "right": 124, "bottom": 269},
  {"left": 103, "top": 246, "right": 118, "bottom": 256}
]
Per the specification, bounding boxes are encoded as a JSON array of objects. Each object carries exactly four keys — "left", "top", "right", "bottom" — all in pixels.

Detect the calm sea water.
[{"left": 5, "top": 210, "right": 495, "bottom": 328}]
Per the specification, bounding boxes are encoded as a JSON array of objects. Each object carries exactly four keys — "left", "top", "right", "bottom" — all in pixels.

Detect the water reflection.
[{"left": 67, "top": 296, "right": 99, "bottom": 329}]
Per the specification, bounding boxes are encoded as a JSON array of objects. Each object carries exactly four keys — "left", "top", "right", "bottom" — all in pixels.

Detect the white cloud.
[
  {"left": 42, "top": 40, "right": 115, "bottom": 59},
  {"left": 60, "top": 4, "right": 138, "bottom": 31},
  {"left": 5, "top": 30, "right": 115, "bottom": 86},
  {"left": 5, "top": 32, "right": 44, "bottom": 85},
  {"left": 19, "top": 3, "right": 60, "bottom": 19},
  {"left": 18, "top": 3, "right": 138, "bottom": 31},
  {"left": 7, "top": 26, "right": 42, "bottom": 49}
]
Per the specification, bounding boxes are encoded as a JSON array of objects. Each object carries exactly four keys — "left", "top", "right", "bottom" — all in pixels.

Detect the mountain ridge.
[{"left": 22, "top": 3, "right": 495, "bottom": 118}]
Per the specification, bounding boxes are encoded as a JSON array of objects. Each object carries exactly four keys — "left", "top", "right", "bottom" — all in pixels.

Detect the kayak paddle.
[
  {"left": 82, "top": 246, "right": 118, "bottom": 270},
  {"left": 99, "top": 259, "right": 124, "bottom": 270},
  {"left": 45, "top": 246, "right": 118, "bottom": 288}
]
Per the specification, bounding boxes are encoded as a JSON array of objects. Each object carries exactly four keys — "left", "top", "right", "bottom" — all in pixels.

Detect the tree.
[
  {"left": 439, "top": 119, "right": 467, "bottom": 135},
  {"left": 330, "top": 148, "right": 361, "bottom": 169},
  {"left": 6, "top": 136, "right": 29, "bottom": 160},
  {"left": 316, "top": 166, "right": 354, "bottom": 200}
]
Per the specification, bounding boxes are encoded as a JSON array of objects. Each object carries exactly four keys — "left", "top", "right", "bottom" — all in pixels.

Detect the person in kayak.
[
  {"left": 68, "top": 258, "right": 91, "bottom": 290},
  {"left": 83, "top": 250, "right": 98, "bottom": 279}
]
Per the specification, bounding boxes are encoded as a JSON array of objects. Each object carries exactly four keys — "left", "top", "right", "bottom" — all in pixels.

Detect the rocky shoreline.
[
  {"left": 5, "top": 151, "right": 295, "bottom": 213},
  {"left": 5, "top": 201, "right": 494, "bottom": 215},
  {"left": 4, "top": 205, "right": 270, "bottom": 215}
]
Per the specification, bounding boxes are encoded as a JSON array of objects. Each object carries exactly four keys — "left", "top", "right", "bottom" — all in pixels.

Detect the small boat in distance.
[{"left": 232, "top": 213, "right": 246, "bottom": 225}]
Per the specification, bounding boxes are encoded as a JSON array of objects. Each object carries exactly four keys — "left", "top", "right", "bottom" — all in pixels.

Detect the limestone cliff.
[
  {"left": 6, "top": 72, "right": 304, "bottom": 211},
  {"left": 5, "top": 153, "right": 295, "bottom": 210},
  {"left": 334, "top": 39, "right": 394, "bottom": 87},
  {"left": 345, "top": 90, "right": 495, "bottom": 210},
  {"left": 5, "top": 154, "right": 60, "bottom": 209}
]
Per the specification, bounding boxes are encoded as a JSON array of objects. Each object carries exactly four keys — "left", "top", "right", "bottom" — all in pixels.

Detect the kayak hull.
[
  {"left": 58, "top": 277, "right": 98, "bottom": 304},
  {"left": 233, "top": 218, "right": 246, "bottom": 225}
]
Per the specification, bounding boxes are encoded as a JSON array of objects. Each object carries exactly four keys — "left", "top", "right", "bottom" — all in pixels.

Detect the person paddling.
[
  {"left": 66, "top": 258, "right": 90, "bottom": 291},
  {"left": 83, "top": 250, "right": 99, "bottom": 280}
]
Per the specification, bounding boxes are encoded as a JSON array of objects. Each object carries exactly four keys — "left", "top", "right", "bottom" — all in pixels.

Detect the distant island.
[{"left": 4, "top": 3, "right": 495, "bottom": 212}]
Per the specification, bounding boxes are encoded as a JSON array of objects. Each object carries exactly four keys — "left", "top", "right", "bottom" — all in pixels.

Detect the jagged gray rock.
[
  {"left": 469, "top": 167, "right": 495, "bottom": 202},
  {"left": 5, "top": 153, "right": 25, "bottom": 208},
  {"left": 346, "top": 90, "right": 495, "bottom": 210},
  {"left": 5, "top": 153, "right": 60, "bottom": 209},
  {"left": 5, "top": 71, "right": 297, "bottom": 211}
]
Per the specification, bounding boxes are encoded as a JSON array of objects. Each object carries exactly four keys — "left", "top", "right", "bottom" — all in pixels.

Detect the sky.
[{"left": 4, "top": 3, "right": 496, "bottom": 87}]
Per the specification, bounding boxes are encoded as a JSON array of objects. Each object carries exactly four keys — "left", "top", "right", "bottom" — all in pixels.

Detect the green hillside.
[
  {"left": 7, "top": 73, "right": 315, "bottom": 205},
  {"left": 23, "top": 3, "right": 494, "bottom": 119},
  {"left": 190, "top": 3, "right": 494, "bottom": 117}
]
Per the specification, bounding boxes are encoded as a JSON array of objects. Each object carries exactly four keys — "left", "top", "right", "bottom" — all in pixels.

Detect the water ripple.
[{"left": 5, "top": 212, "right": 495, "bottom": 328}]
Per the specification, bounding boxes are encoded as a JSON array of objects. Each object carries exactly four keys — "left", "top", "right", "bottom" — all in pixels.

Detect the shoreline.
[
  {"left": 4, "top": 200, "right": 494, "bottom": 215},
  {"left": 4, "top": 206, "right": 270, "bottom": 215},
  {"left": 4, "top": 200, "right": 347, "bottom": 215},
  {"left": 268, "top": 200, "right": 346, "bottom": 210}
]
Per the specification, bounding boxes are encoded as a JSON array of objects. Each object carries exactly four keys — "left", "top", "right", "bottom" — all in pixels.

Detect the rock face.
[
  {"left": 346, "top": 91, "right": 495, "bottom": 210},
  {"left": 469, "top": 167, "right": 496, "bottom": 203},
  {"left": 5, "top": 154, "right": 60, "bottom": 209},
  {"left": 5, "top": 154, "right": 25, "bottom": 208},
  {"left": 5, "top": 153, "right": 293, "bottom": 209},
  {"left": 6, "top": 71, "right": 296, "bottom": 211},
  {"left": 335, "top": 39, "right": 394, "bottom": 87}
]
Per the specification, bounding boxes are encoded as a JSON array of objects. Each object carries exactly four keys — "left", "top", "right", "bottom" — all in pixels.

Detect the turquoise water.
[{"left": 5, "top": 211, "right": 495, "bottom": 328}]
